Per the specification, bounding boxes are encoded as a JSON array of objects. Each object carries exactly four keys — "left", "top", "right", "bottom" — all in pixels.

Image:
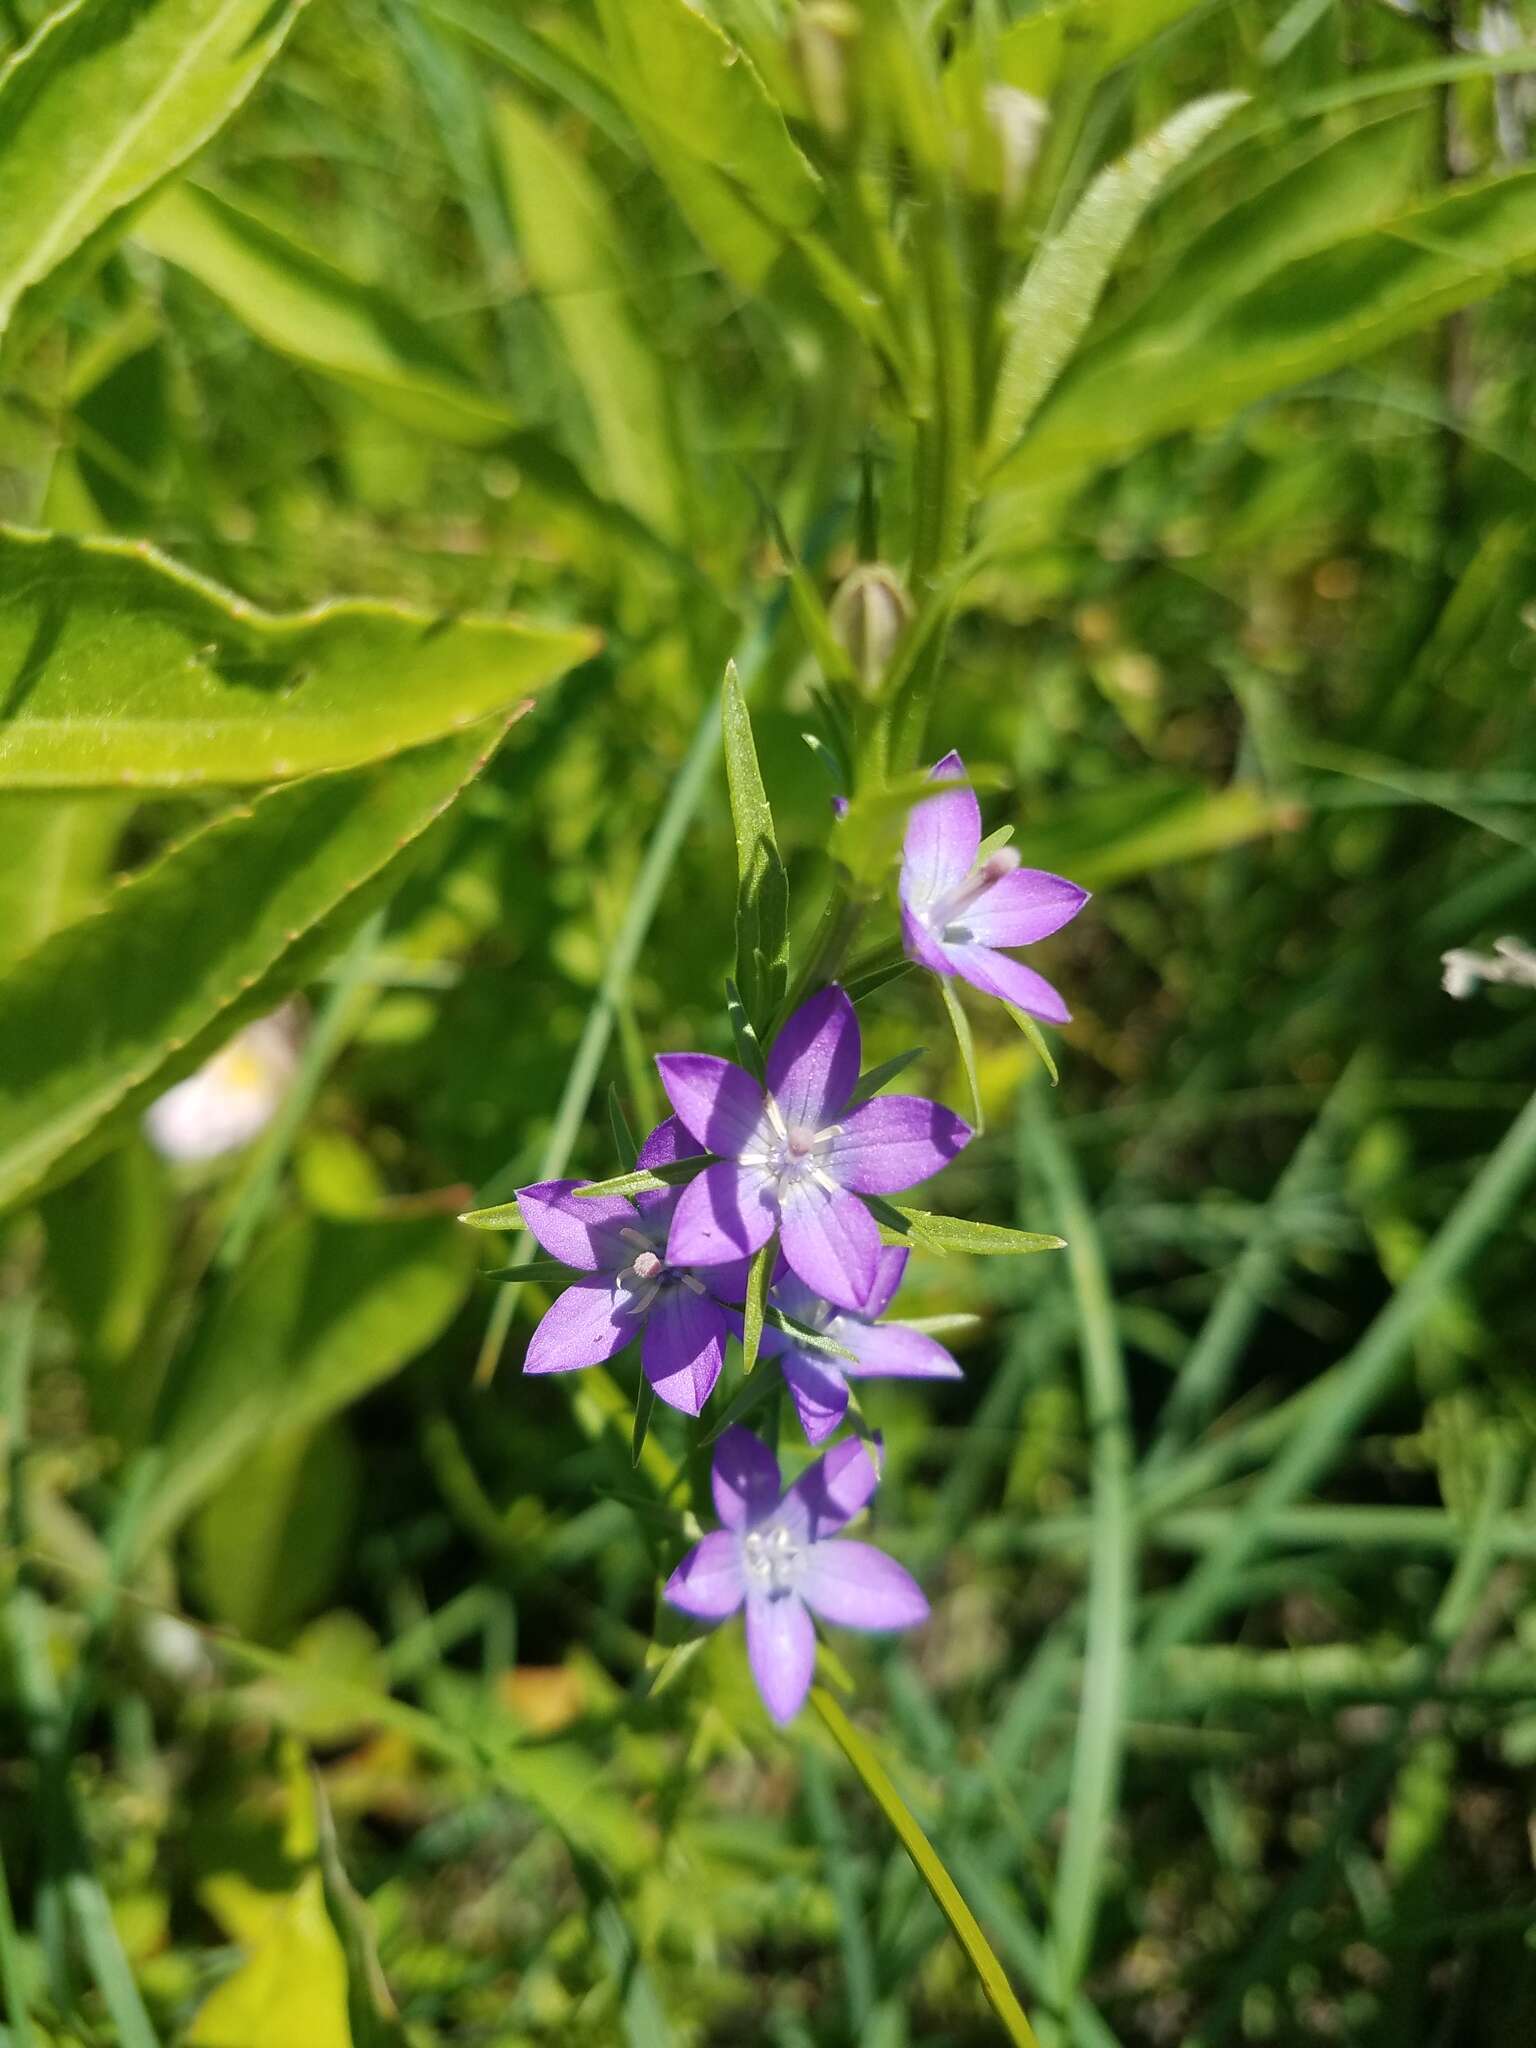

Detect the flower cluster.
[{"left": 514, "top": 751, "right": 1087, "bottom": 1722}]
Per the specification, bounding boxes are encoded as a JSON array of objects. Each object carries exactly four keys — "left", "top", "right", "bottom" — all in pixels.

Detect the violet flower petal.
[
  {"left": 654, "top": 1053, "right": 766, "bottom": 1156},
  {"left": 636, "top": 1114, "right": 696, "bottom": 1168},
  {"left": 946, "top": 942, "right": 1071, "bottom": 1024},
  {"left": 778, "top": 1176, "right": 880, "bottom": 1312},
  {"left": 663, "top": 1530, "right": 746, "bottom": 1619},
  {"left": 764, "top": 985, "right": 860, "bottom": 1130},
  {"left": 745, "top": 1591, "right": 817, "bottom": 1724},
  {"left": 901, "top": 903, "right": 954, "bottom": 976},
  {"left": 524, "top": 1277, "right": 636, "bottom": 1375},
  {"left": 666, "top": 1160, "right": 778, "bottom": 1266},
  {"left": 860, "top": 1245, "right": 909, "bottom": 1321},
  {"left": 780, "top": 1350, "right": 849, "bottom": 1444},
  {"left": 824, "top": 1094, "right": 972, "bottom": 1195},
  {"left": 516, "top": 1179, "right": 638, "bottom": 1272},
  {"left": 711, "top": 1425, "right": 782, "bottom": 1530},
  {"left": 786, "top": 1434, "right": 880, "bottom": 1539},
  {"left": 842, "top": 1318, "right": 963, "bottom": 1380},
  {"left": 798, "top": 1540, "right": 929, "bottom": 1630},
  {"left": 900, "top": 750, "right": 978, "bottom": 907},
  {"left": 642, "top": 1287, "right": 727, "bottom": 1416},
  {"left": 962, "top": 867, "right": 1089, "bottom": 948}
]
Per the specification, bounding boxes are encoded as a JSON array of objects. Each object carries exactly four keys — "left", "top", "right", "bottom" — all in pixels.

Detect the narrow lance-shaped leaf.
[
  {"left": 982, "top": 91, "right": 1246, "bottom": 471},
  {"left": 938, "top": 977, "right": 985, "bottom": 1136},
  {"left": 0, "top": 0, "right": 310, "bottom": 342},
  {"left": 133, "top": 185, "right": 519, "bottom": 447},
  {"left": 811, "top": 1688, "right": 1043, "bottom": 2048},
  {"left": 867, "top": 1199, "right": 1065, "bottom": 1256},
  {"left": 722, "top": 660, "right": 790, "bottom": 1034},
  {"left": 0, "top": 715, "right": 515, "bottom": 1214},
  {"left": 0, "top": 527, "right": 596, "bottom": 790},
  {"left": 1002, "top": 163, "right": 1536, "bottom": 488},
  {"left": 740, "top": 1243, "right": 773, "bottom": 1378}
]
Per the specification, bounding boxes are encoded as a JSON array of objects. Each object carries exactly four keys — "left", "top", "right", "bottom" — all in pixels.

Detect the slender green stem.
[
  {"left": 1146, "top": 1083, "right": 1536, "bottom": 1654},
  {"left": 0, "top": 1831, "right": 35, "bottom": 2048},
  {"left": 473, "top": 624, "right": 771, "bottom": 1383},
  {"left": 812, "top": 1687, "right": 1042, "bottom": 2048}
]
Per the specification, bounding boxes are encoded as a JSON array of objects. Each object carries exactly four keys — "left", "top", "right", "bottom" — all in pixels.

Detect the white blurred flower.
[
  {"left": 1441, "top": 937, "right": 1536, "bottom": 1000},
  {"left": 144, "top": 1007, "right": 301, "bottom": 1163}
]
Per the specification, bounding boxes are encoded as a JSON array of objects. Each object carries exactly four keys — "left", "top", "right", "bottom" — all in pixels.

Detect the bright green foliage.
[
  {"left": 722, "top": 660, "right": 790, "bottom": 1035},
  {"left": 0, "top": 718, "right": 511, "bottom": 1209},
  {"left": 0, "top": 0, "right": 310, "bottom": 340},
  {"left": 5, "top": 0, "right": 1536, "bottom": 2042},
  {"left": 134, "top": 185, "right": 518, "bottom": 444},
  {"left": 147, "top": 1212, "right": 472, "bottom": 1551},
  {"left": 0, "top": 527, "right": 594, "bottom": 789}
]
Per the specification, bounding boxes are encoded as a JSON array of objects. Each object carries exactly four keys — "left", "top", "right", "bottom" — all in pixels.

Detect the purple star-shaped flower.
[
  {"left": 900, "top": 750, "right": 1088, "bottom": 1023},
  {"left": 516, "top": 1116, "right": 748, "bottom": 1415},
  {"left": 762, "top": 1247, "right": 962, "bottom": 1443},
  {"left": 664, "top": 1426, "right": 928, "bottom": 1724},
  {"left": 656, "top": 986, "right": 971, "bottom": 1314}
]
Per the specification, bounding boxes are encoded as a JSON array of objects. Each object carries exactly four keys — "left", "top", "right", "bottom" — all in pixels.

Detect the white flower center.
[
  {"left": 740, "top": 1097, "right": 842, "bottom": 1196},
  {"left": 925, "top": 846, "right": 1020, "bottom": 946},
  {"left": 740, "top": 1520, "right": 806, "bottom": 1598},
  {"left": 614, "top": 1226, "right": 705, "bottom": 1314}
]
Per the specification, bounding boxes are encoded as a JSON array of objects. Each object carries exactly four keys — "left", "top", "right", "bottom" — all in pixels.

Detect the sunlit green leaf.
[
  {"left": 134, "top": 184, "right": 517, "bottom": 445},
  {"left": 0, "top": 526, "right": 595, "bottom": 789},
  {"left": 147, "top": 1214, "right": 472, "bottom": 1550},
  {"left": 984, "top": 91, "right": 1246, "bottom": 468},
  {"left": 723, "top": 660, "right": 790, "bottom": 1034},
  {"left": 0, "top": 0, "right": 309, "bottom": 342},
  {"left": 0, "top": 715, "right": 515, "bottom": 1213}
]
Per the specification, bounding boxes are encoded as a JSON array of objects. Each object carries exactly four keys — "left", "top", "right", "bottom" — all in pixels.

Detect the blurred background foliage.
[{"left": 1, "top": 0, "right": 1536, "bottom": 2043}]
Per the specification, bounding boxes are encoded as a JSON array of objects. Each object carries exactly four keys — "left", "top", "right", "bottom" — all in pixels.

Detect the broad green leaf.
[
  {"left": 983, "top": 91, "right": 1246, "bottom": 469},
  {"left": 596, "top": 0, "right": 818, "bottom": 233},
  {"left": 741, "top": 1242, "right": 772, "bottom": 1377},
  {"left": 0, "top": 0, "right": 309, "bottom": 342},
  {"left": 593, "top": 0, "right": 819, "bottom": 291},
  {"left": 188, "top": 1872, "right": 350, "bottom": 2048},
  {"left": 1013, "top": 776, "right": 1299, "bottom": 889},
  {"left": 0, "top": 716, "right": 513, "bottom": 1213},
  {"left": 147, "top": 1214, "right": 472, "bottom": 1551},
  {"left": 188, "top": 1420, "right": 360, "bottom": 1641},
  {"left": 1002, "top": 166, "right": 1536, "bottom": 487},
  {"left": 811, "top": 1688, "right": 1042, "bottom": 2048},
  {"left": 0, "top": 795, "right": 126, "bottom": 962},
  {"left": 494, "top": 94, "right": 681, "bottom": 537},
  {"left": 723, "top": 661, "right": 790, "bottom": 1033},
  {"left": 133, "top": 184, "right": 517, "bottom": 446},
  {"left": 997, "top": 0, "right": 1211, "bottom": 97},
  {"left": 0, "top": 527, "right": 595, "bottom": 789}
]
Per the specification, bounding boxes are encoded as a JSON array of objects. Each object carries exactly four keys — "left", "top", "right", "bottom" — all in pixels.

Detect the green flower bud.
[{"left": 829, "top": 563, "right": 911, "bottom": 695}]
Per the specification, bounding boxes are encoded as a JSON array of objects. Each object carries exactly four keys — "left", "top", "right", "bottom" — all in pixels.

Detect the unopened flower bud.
[
  {"left": 792, "top": 1, "right": 859, "bottom": 140},
  {"left": 828, "top": 563, "right": 911, "bottom": 695}
]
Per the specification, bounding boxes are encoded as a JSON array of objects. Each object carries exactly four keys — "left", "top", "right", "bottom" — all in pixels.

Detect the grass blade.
[
  {"left": 1146, "top": 1083, "right": 1536, "bottom": 1653},
  {"left": 811, "top": 1688, "right": 1042, "bottom": 2048},
  {"left": 1024, "top": 1096, "right": 1136, "bottom": 2003}
]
